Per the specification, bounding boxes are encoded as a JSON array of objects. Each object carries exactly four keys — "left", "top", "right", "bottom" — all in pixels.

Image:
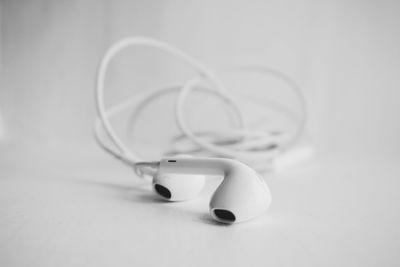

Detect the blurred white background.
[
  {"left": 1, "top": 0, "right": 399, "bottom": 159},
  {"left": 1, "top": 1, "right": 400, "bottom": 267}
]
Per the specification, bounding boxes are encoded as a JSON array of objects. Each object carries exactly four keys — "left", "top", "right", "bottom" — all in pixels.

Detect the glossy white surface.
[{"left": 1, "top": 145, "right": 399, "bottom": 267}]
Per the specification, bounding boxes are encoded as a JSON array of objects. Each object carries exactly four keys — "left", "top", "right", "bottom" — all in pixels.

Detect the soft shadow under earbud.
[{"left": 153, "top": 157, "right": 271, "bottom": 223}]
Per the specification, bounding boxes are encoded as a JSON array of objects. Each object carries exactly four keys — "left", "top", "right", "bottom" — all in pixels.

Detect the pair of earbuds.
[
  {"left": 94, "top": 36, "right": 306, "bottom": 224},
  {"left": 138, "top": 157, "right": 271, "bottom": 223}
]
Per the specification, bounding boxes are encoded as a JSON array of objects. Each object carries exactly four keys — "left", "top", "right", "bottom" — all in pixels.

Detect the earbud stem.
[{"left": 159, "top": 157, "right": 236, "bottom": 177}]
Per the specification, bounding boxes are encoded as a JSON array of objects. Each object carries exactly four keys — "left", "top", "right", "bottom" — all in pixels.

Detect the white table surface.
[{"left": 1, "top": 144, "right": 399, "bottom": 267}]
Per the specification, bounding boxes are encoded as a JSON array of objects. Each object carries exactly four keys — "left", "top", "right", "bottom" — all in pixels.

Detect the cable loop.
[{"left": 94, "top": 36, "right": 306, "bottom": 173}]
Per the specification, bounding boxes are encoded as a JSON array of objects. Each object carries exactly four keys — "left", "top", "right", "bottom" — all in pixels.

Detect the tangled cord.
[{"left": 94, "top": 36, "right": 306, "bottom": 174}]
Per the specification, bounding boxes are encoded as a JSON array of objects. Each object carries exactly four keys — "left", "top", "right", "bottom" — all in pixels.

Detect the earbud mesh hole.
[
  {"left": 154, "top": 184, "right": 171, "bottom": 199},
  {"left": 213, "top": 209, "right": 236, "bottom": 222}
]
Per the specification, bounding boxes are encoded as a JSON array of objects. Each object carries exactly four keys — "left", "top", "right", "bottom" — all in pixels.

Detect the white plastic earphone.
[
  {"left": 94, "top": 36, "right": 308, "bottom": 224},
  {"left": 155, "top": 157, "right": 271, "bottom": 223}
]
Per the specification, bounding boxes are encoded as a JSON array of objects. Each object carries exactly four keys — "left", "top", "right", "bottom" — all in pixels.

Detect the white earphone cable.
[{"left": 94, "top": 36, "right": 307, "bottom": 174}]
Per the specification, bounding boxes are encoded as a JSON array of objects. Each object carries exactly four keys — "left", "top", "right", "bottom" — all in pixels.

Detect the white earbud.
[
  {"left": 153, "top": 157, "right": 271, "bottom": 223},
  {"left": 153, "top": 173, "right": 205, "bottom": 201}
]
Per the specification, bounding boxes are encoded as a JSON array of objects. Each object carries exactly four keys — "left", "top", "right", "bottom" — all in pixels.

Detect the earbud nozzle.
[
  {"left": 153, "top": 174, "right": 205, "bottom": 201},
  {"left": 154, "top": 184, "right": 171, "bottom": 199},
  {"left": 212, "top": 209, "right": 236, "bottom": 223}
]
